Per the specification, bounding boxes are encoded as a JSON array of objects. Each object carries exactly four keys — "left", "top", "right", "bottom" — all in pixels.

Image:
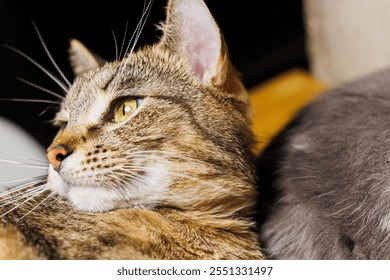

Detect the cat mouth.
[
  {"left": 46, "top": 160, "right": 171, "bottom": 212},
  {"left": 47, "top": 167, "right": 129, "bottom": 212}
]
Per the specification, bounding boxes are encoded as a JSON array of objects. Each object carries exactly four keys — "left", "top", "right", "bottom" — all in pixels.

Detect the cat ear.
[
  {"left": 68, "top": 39, "right": 104, "bottom": 76},
  {"left": 160, "top": 0, "right": 229, "bottom": 86}
]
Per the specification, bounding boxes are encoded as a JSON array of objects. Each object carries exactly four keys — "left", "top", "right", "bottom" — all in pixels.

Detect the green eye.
[{"left": 113, "top": 98, "right": 142, "bottom": 123}]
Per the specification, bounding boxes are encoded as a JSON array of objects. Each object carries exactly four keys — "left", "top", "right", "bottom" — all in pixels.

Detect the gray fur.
[{"left": 259, "top": 69, "right": 390, "bottom": 259}]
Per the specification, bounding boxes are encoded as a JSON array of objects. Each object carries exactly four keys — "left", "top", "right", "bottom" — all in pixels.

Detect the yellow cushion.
[{"left": 249, "top": 69, "right": 327, "bottom": 154}]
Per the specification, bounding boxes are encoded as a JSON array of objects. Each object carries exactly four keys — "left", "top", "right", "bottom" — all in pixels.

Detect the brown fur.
[
  {"left": 0, "top": 220, "right": 43, "bottom": 259},
  {"left": 0, "top": 0, "right": 264, "bottom": 259},
  {"left": 1, "top": 192, "right": 261, "bottom": 259}
]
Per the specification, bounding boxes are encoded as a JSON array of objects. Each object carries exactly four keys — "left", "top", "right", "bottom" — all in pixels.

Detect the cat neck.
[{"left": 160, "top": 164, "right": 258, "bottom": 219}]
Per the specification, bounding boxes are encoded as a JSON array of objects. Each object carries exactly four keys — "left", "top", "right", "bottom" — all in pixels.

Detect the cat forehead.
[
  {"left": 67, "top": 47, "right": 194, "bottom": 99},
  {"left": 59, "top": 48, "right": 200, "bottom": 123},
  {"left": 63, "top": 65, "right": 116, "bottom": 121}
]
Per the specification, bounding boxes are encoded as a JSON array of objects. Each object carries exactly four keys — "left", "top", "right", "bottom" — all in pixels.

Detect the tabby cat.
[
  {"left": 258, "top": 69, "right": 390, "bottom": 259},
  {"left": 0, "top": 0, "right": 264, "bottom": 259}
]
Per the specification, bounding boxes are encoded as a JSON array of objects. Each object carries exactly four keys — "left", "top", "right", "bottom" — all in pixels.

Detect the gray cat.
[{"left": 257, "top": 69, "right": 390, "bottom": 259}]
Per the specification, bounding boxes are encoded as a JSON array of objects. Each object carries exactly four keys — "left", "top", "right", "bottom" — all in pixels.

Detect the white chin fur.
[
  {"left": 47, "top": 162, "right": 170, "bottom": 213},
  {"left": 67, "top": 187, "right": 119, "bottom": 212},
  {"left": 48, "top": 166, "right": 117, "bottom": 212}
]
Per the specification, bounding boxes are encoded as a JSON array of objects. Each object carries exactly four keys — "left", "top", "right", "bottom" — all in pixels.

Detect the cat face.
[{"left": 46, "top": 0, "right": 254, "bottom": 213}]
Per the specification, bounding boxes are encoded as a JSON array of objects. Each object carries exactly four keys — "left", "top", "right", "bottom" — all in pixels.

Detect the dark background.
[{"left": 0, "top": 0, "right": 307, "bottom": 148}]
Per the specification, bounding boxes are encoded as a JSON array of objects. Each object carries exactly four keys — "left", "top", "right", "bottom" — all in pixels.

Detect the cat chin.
[
  {"left": 47, "top": 180, "right": 119, "bottom": 212},
  {"left": 46, "top": 162, "right": 172, "bottom": 212},
  {"left": 47, "top": 168, "right": 118, "bottom": 212},
  {"left": 67, "top": 186, "right": 121, "bottom": 212}
]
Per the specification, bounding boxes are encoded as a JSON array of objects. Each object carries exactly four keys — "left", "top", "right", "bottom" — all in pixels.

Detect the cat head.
[{"left": 46, "top": 0, "right": 255, "bottom": 214}]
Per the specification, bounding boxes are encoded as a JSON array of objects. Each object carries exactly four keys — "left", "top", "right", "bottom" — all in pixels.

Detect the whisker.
[
  {"left": 0, "top": 176, "right": 47, "bottom": 189},
  {"left": 16, "top": 77, "right": 64, "bottom": 100},
  {"left": 3, "top": 44, "right": 69, "bottom": 93},
  {"left": 126, "top": 0, "right": 154, "bottom": 57},
  {"left": 120, "top": 163, "right": 226, "bottom": 192},
  {"left": 0, "top": 149, "right": 48, "bottom": 165},
  {"left": 32, "top": 20, "right": 72, "bottom": 88},
  {"left": 110, "top": 28, "right": 119, "bottom": 61},
  {"left": 39, "top": 101, "right": 59, "bottom": 116},
  {"left": 105, "top": 172, "right": 133, "bottom": 191},
  {"left": 106, "top": 170, "right": 153, "bottom": 199},
  {"left": 126, "top": 150, "right": 206, "bottom": 168},
  {"left": 0, "top": 185, "right": 46, "bottom": 204},
  {"left": 108, "top": 168, "right": 145, "bottom": 185},
  {"left": 0, "top": 187, "right": 43, "bottom": 205},
  {"left": 114, "top": 168, "right": 151, "bottom": 186},
  {"left": 45, "top": 194, "right": 62, "bottom": 207},
  {"left": 0, "top": 183, "right": 47, "bottom": 205},
  {"left": 127, "top": 149, "right": 186, "bottom": 159},
  {"left": 123, "top": 0, "right": 153, "bottom": 57},
  {"left": 119, "top": 0, "right": 154, "bottom": 74},
  {"left": 0, "top": 98, "right": 59, "bottom": 104},
  {"left": 119, "top": 20, "right": 129, "bottom": 59},
  {"left": 0, "top": 186, "right": 48, "bottom": 217},
  {"left": 17, "top": 190, "right": 55, "bottom": 221},
  {"left": 0, "top": 164, "right": 48, "bottom": 170},
  {"left": 0, "top": 159, "right": 48, "bottom": 167}
]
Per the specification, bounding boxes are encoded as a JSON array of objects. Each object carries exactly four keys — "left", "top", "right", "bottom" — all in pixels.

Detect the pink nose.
[{"left": 47, "top": 145, "right": 71, "bottom": 171}]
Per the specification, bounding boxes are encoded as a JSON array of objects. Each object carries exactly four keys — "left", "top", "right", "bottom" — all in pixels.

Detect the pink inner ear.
[{"left": 176, "top": 1, "right": 221, "bottom": 81}]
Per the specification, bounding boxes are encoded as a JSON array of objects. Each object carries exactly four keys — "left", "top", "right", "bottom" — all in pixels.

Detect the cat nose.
[{"left": 47, "top": 145, "right": 72, "bottom": 171}]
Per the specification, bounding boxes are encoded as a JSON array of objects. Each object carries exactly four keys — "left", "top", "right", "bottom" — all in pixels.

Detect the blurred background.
[{"left": 0, "top": 0, "right": 307, "bottom": 148}]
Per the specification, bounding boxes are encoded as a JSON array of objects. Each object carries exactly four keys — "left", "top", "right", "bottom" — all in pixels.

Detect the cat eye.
[{"left": 112, "top": 98, "right": 143, "bottom": 123}]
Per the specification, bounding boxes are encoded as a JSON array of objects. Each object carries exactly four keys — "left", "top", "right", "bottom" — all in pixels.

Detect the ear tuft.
[
  {"left": 160, "top": 0, "right": 227, "bottom": 85},
  {"left": 68, "top": 39, "right": 104, "bottom": 76}
]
